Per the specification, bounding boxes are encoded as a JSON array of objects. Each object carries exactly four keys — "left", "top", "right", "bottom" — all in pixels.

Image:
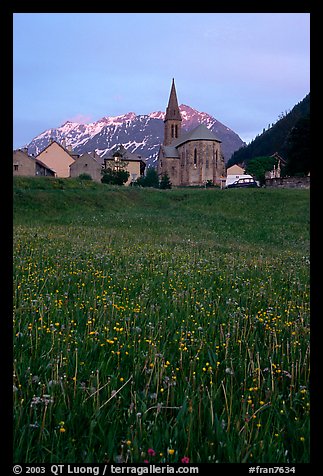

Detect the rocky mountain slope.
[
  {"left": 228, "top": 94, "right": 310, "bottom": 167},
  {"left": 26, "top": 105, "right": 245, "bottom": 166}
]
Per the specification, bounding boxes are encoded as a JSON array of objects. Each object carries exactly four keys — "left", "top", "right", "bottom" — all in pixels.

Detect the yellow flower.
[
  {"left": 168, "top": 448, "right": 175, "bottom": 455},
  {"left": 59, "top": 427, "right": 66, "bottom": 433}
]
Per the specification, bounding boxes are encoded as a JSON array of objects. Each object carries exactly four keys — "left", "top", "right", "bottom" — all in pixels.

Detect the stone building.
[
  {"left": 13, "top": 148, "right": 55, "bottom": 177},
  {"left": 35, "top": 140, "right": 78, "bottom": 178},
  {"left": 13, "top": 149, "right": 36, "bottom": 176},
  {"left": 157, "top": 79, "right": 226, "bottom": 186},
  {"left": 103, "top": 145, "right": 146, "bottom": 185},
  {"left": 70, "top": 151, "right": 104, "bottom": 182}
]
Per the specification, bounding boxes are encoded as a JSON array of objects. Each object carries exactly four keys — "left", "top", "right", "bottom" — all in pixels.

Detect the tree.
[
  {"left": 284, "top": 115, "right": 310, "bottom": 176},
  {"left": 101, "top": 167, "right": 129, "bottom": 185},
  {"left": 135, "top": 167, "right": 160, "bottom": 188},
  {"left": 159, "top": 172, "right": 172, "bottom": 189},
  {"left": 228, "top": 94, "right": 310, "bottom": 167},
  {"left": 244, "top": 156, "right": 277, "bottom": 185}
]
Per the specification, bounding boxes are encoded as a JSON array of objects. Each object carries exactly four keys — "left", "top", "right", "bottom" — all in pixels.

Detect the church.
[{"left": 157, "top": 79, "right": 226, "bottom": 187}]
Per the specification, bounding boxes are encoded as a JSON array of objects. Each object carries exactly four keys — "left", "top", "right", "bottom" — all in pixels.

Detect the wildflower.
[
  {"left": 59, "top": 421, "right": 66, "bottom": 433},
  {"left": 148, "top": 448, "right": 156, "bottom": 456},
  {"left": 181, "top": 456, "right": 190, "bottom": 463},
  {"left": 168, "top": 448, "right": 175, "bottom": 455}
]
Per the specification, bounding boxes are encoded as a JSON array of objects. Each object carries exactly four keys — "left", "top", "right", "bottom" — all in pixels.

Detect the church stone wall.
[
  {"left": 159, "top": 155, "right": 181, "bottom": 186},
  {"left": 177, "top": 140, "right": 224, "bottom": 186}
]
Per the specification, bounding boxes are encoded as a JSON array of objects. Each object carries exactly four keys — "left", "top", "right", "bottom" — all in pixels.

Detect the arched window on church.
[
  {"left": 171, "top": 125, "right": 174, "bottom": 138},
  {"left": 175, "top": 125, "right": 178, "bottom": 138},
  {"left": 194, "top": 148, "right": 197, "bottom": 168}
]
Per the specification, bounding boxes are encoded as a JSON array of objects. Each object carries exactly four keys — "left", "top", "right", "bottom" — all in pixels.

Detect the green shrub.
[
  {"left": 78, "top": 173, "right": 93, "bottom": 181},
  {"left": 101, "top": 167, "right": 129, "bottom": 185}
]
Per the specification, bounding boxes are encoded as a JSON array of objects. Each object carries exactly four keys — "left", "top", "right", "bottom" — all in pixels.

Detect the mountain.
[
  {"left": 227, "top": 94, "right": 310, "bottom": 167},
  {"left": 26, "top": 105, "right": 245, "bottom": 166}
]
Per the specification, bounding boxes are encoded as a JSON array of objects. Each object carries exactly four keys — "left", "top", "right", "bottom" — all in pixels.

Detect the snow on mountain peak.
[
  {"left": 98, "top": 112, "right": 137, "bottom": 125},
  {"left": 149, "top": 111, "right": 165, "bottom": 120},
  {"left": 26, "top": 104, "right": 245, "bottom": 166}
]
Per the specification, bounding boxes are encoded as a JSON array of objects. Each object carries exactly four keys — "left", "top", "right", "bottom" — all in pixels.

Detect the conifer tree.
[{"left": 159, "top": 172, "right": 172, "bottom": 189}]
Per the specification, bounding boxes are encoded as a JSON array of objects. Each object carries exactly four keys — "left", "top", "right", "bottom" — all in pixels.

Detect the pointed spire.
[{"left": 164, "top": 78, "right": 182, "bottom": 122}]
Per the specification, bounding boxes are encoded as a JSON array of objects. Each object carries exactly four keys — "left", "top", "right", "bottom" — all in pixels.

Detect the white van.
[{"left": 225, "top": 173, "right": 254, "bottom": 188}]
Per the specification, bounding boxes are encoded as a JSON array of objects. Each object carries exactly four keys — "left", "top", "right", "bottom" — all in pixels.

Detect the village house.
[
  {"left": 13, "top": 149, "right": 36, "bottom": 176},
  {"left": 35, "top": 158, "right": 56, "bottom": 176},
  {"left": 70, "top": 151, "right": 104, "bottom": 182},
  {"left": 35, "top": 139, "right": 79, "bottom": 178},
  {"left": 13, "top": 148, "right": 56, "bottom": 177},
  {"left": 157, "top": 79, "right": 226, "bottom": 187},
  {"left": 103, "top": 145, "right": 146, "bottom": 186}
]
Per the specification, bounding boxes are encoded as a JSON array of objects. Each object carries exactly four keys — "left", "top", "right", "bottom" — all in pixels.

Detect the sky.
[{"left": 13, "top": 12, "right": 310, "bottom": 149}]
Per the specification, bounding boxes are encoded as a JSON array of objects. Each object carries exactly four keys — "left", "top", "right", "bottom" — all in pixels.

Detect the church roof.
[
  {"left": 160, "top": 124, "right": 221, "bottom": 158},
  {"left": 172, "top": 123, "right": 222, "bottom": 147},
  {"left": 160, "top": 145, "right": 179, "bottom": 158},
  {"left": 164, "top": 79, "right": 182, "bottom": 122}
]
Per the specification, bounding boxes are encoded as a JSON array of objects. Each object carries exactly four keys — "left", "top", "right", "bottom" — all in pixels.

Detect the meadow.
[{"left": 13, "top": 177, "right": 310, "bottom": 464}]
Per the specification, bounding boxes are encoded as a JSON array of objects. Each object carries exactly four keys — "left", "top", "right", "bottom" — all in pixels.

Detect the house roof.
[
  {"left": 35, "top": 158, "right": 56, "bottom": 173},
  {"left": 13, "top": 148, "right": 33, "bottom": 158},
  {"left": 71, "top": 151, "right": 105, "bottom": 166},
  {"left": 271, "top": 152, "right": 287, "bottom": 164},
  {"left": 36, "top": 140, "right": 78, "bottom": 160},
  {"left": 103, "top": 144, "right": 146, "bottom": 164}
]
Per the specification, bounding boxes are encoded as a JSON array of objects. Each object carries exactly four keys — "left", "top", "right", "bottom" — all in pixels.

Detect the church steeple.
[{"left": 163, "top": 79, "right": 182, "bottom": 146}]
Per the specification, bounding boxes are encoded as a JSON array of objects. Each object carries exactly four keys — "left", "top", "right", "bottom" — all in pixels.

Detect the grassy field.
[{"left": 13, "top": 177, "right": 310, "bottom": 464}]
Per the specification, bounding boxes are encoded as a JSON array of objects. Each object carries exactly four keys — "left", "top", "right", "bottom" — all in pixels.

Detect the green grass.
[{"left": 13, "top": 177, "right": 310, "bottom": 463}]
